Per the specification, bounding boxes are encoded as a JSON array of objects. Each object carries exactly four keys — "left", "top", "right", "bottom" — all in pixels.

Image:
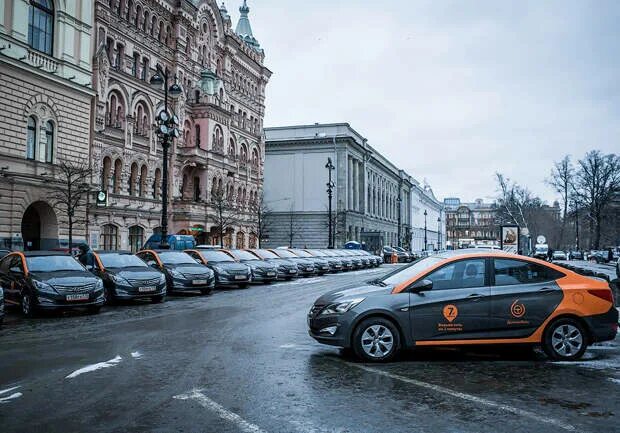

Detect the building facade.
[
  {"left": 410, "top": 182, "right": 444, "bottom": 252},
  {"left": 444, "top": 197, "right": 499, "bottom": 249},
  {"left": 0, "top": 0, "right": 94, "bottom": 250},
  {"left": 90, "top": 0, "right": 270, "bottom": 251},
  {"left": 263, "top": 123, "right": 413, "bottom": 252}
]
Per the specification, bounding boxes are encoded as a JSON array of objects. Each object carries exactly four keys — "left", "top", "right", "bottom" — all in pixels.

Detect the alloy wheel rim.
[
  {"left": 361, "top": 325, "right": 394, "bottom": 358},
  {"left": 22, "top": 294, "right": 30, "bottom": 315},
  {"left": 551, "top": 324, "right": 583, "bottom": 357}
]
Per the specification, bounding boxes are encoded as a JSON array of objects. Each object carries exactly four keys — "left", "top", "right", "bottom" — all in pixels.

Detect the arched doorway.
[{"left": 21, "top": 201, "right": 58, "bottom": 251}]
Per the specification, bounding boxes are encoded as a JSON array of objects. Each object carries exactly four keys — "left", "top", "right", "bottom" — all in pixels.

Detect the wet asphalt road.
[{"left": 0, "top": 264, "right": 619, "bottom": 433}]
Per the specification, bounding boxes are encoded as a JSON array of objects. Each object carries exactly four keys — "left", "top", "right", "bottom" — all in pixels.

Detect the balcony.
[{"left": 27, "top": 49, "right": 59, "bottom": 74}]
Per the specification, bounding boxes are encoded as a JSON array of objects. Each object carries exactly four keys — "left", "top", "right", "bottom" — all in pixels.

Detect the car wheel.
[
  {"left": 285, "top": 277, "right": 293, "bottom": 281},
  {"left": 21, "top": 292, "right": 36, "bottom": 318},
  {"left": 542, "top": 318, "right": 587, "bottom": 361},
  {"left": 151, "top": 295, "right": 165, "bottom": 303},
  {"left": 199, "top": 288, "right": 212, "bottom": 296},
  {"left": 352, "top": 317, "right": 401, "bottom": 363},
  {"left": 103, "top": 286, "right": 115, "bottom": 305}
]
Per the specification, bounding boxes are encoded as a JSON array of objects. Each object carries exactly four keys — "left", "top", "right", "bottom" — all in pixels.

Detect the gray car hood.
[{"left": 316, "top": 284, "right": 393, "bottom": 305}]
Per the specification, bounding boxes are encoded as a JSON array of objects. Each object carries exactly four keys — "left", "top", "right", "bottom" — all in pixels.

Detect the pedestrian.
[
  {"left": 547, "top": 247, "right": 553, "bottom": 262},
  {"left": 77, "top": 243, "right": 95, "bottom": 268},
  {"left": 608, "top": 248, "right": 613, "bottom": 263}
]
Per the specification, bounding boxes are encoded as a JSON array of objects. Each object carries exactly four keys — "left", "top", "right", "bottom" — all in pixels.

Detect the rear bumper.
[{"left": 584, "top": 307, "right": 619, "bottom": 343}]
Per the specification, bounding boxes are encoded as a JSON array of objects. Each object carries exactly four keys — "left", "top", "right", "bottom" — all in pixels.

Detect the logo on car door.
[
  {"left": 510, "top": 299, "right": 526, "bottom": 318},
  {"left": 442, "top": 304, "right": 459, "bottom": 322}
]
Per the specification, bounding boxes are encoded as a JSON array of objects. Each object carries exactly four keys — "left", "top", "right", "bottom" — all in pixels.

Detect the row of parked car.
[{"left": 0, "top": 247, "right": 384, "bottom": 324}]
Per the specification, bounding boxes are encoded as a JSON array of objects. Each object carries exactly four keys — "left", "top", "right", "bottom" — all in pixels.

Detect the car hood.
[
  {"left": 210, "top": 262, "right": 250, "bottom": 272},
  {"left": 30, "top": 270, "right": 100, "bottom": 285},
  {"left": 294, "top": 258, "right": 316, "bottom": 266},
  {"left": 271, "top": 258, "right": 297, "bottom": 267},
  {"left": 107, "top": 267, "right": 162, "bottom": 280},
  {"left": 241, "top": 260, "right": 277, "bottom": 271},
  {"left": 315, "top": 284, "right": 394, "bottom": 305},
  {"left": 166, "top": 263, "right": 214, "bottom": 276}
]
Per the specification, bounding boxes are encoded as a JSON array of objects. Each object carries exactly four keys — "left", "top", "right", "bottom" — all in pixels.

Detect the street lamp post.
[
  {"left": 150, "top": 66, "right": 183, "bottom": 249},
  {"left": 423, "top": 209, "right": 427, "bottom": 251},
  {"left": 396, "top": 195, "right": 402, "bottom": 248},
  {"left": 437, "top": 216, "right": 441, "bottom": 251},
  {"left": 325, "top": 157, "right": 335, "bottom": 249}
]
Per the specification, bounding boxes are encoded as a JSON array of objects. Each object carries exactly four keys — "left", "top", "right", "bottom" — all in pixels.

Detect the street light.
[
  {"left": 437, "top": 216, "right": 441, "bottom": 251},
  {"left": 325, "top": 157, "right": 335, "bottom": 249},
  {"left": 396, "top": 194, "right": 402, "bottom": 248},
  {"left": 423, "top": 209, "right": 427, "bottom": 251},
  {"left": 150, "top": 65, "right": 182, "bottom": 249}
]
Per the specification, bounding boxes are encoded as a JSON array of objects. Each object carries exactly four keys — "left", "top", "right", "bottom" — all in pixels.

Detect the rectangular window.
[
  {"left": 493, "top": 259, "right": 564, "bottom": 286},
  {"left": 424, "top": 259, "right": 486, "bottom": 290},
  {"left": 28, "top": 6, "right": 53, "bottom": 56}
]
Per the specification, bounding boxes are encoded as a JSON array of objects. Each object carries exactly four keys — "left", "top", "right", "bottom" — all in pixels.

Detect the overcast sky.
[{"left": 236, "top": 0, "right": 619, "bottom": 203}]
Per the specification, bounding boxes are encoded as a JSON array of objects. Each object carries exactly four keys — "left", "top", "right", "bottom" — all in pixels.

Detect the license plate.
[
  {"left": 306, "top": 267, "right": 313, "bottom": 271},
  {"left": 289, "top": 270, "right": 296, "bottom": 273},
  {"left": 66, "top": 294, "right": 89, "bottom": 301},
  {"left": 234, "top": 275, "right": 246, "bottom": 280},
  {"left": 193, "top": 279, "right": 207, "bottom": 285},
  {"left": 267, "top": 272, "right": 276, "bottom": 276},
  {"left": 138, "top": 286, "right": 156, "bottom": 293}
]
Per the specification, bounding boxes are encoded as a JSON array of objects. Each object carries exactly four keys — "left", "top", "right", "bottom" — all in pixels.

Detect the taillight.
[{"left": 587, "top": 289, "right": 614, "bottom": 303}]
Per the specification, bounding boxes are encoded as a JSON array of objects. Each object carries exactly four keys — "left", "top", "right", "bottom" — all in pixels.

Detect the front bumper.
[
  {"left": 112, "top": 283, "right": 167, "bottom": 299},
  {"left": 37, "top": 292, "right": 105, "bottom": 309},
  {"left": 308, "top": 308, "right": 354, "bottom": 348},
  {"left": 216, "top": 274, "right": 252, "bottom": 287},
  {"left": 171, "top": 276, "right": 216, "bottom": 292},
  {"left": 277, "top": 267, "right": 299, "bottom": 279},
  {"left": 298, "top": 266, "right": 316, "bottom": 276},
  {"left": 251, "top": 271, "right": 279, "bottom": 282}
]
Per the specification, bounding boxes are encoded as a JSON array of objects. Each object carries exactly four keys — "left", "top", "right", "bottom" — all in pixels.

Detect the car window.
[
  {"left": 99, "top": 253, "right": 148, "bottom": 268},
  {"left": 158, "top": 251, "right": 198, "bottom": 265},
  {"left": 0, "top": 256, "right": 12, "bottom": 274},
  {"left": 26, "top": 256, "right": 85, "bottom": 272},
  {"left": 197, "top": 250, "right": 235, "bottom": 262},
  {"left": 424, "top": 259, "right": 486, "bottom": 290},
  {"left": 381, "top": 257, "right": 443, "bottom": 286},
  {"left": 494, "top": 259, "right": 564, "bottom": 286},
  {"left": 231, "top": 250, "right": 259, "bottom": 261}
]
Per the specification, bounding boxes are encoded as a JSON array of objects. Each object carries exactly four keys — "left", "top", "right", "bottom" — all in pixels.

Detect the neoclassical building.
[
  {"left": 0, "top": 0, "right": 94, "bottom": 250},
  {"left": 90, "top": 0, "right": 271, "bottom": 251}
]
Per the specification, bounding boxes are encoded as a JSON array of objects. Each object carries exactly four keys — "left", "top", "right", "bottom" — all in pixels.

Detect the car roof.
[
  {"left": 432, "top": 249, "right": 519, "bottom": 259},
  {"left": 95, "top": 250, "right": 133, "bottom": 255},
  {"left": 142, "top": 249, "right": 186, "bottom": 254},
  {"left": 21, "top": 251, "right": 71, "bottom": 257}
]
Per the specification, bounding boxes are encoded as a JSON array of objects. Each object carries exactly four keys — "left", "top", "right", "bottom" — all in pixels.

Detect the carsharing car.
[
  {"left": 185, "top": 249, "right": 252, "bottom": 288},
  {"left": 91, "top": 251, "right": 167, "bottom": 304},
  {"left": 269, "top": 249, "right": 316, "bottom": 277},
  {"left": 289, "top": 249, "right": 330, "bottom": 275},
  {"left": 136, "top": 250, "right": 215, "bottom": 295},
  {"left": 223, "top": 249, "right": 278, "bottom": 283},
  {"left": 0, "top": 284, "right": 4, "bottom": 326},
  {"left": 246, "top": 249, "right": 299, "bottom": 280},
  {"left": 305, "top": 249, "right": 343, "bottom": 273},
  {"left": 0, "top": 251, "right": 104, "bottom": 316},
  {"left": 326, "top": 250, "right": 353, "bottom": 271},
  {"left": 308, "top": 249, "right": 618, "bottom": 363},
  {"left": 358, "top": 250, "right": 383, "bottom": 267}
]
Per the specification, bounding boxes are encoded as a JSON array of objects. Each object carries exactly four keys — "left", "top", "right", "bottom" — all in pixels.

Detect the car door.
[
  {"left": 488, "top": 258, "right": 565, "bottom": 338},
  {"left": 409, "top": 258, "right": 492, "bottom": 341},
  {"left": 0, "top": 255, "right": 27, "bottom": 306}
]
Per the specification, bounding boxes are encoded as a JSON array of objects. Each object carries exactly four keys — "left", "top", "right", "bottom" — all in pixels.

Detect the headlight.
[
  {"left": 170, "top": 269, "right": 184, "bottom": 279},
  {"left": 111, "top": 275, "right": 130, "bottom": 286},
  {"left": 159, "top": 274, "right": 166, "bottom": 284},
  {"left": 95, "top": 279, "right": 104, "bottom": 290},
  {"left": 319, "top": 298, "right": 365, "bottom": 315},
  {"left": 33, "top": 280, "right": 57, "bottom": 294}
]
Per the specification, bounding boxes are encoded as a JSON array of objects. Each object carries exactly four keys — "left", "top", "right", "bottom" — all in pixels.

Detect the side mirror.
[
  {"left": 410, "top": 279, "right": 433, "bottom": 293},
  {"left": 10, "top": 267, "right": 24, "bottom": 275}
]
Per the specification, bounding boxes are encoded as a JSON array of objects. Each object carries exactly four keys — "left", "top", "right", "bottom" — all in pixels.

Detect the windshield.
[
  {"left": 254, "top": 249, "right": 279, "bottom": 260},
  {"left": 290, "top": 249, "right": 312, "bottom": 258},
  {"left": 273, "top": 249, "right": 297, "bottom": 258},
  {"left": 231, "top": 250, "right": 259, "bottom": 261},
  {"left": 379, "top": 257, "right": 444, "bottom": 286},
  {"left": 27, "top": 256, "right": 85, "bottom": 272},
  {"left": 308, "top": 250, "right": 326, "bottom": 257},
  {"left": 158, "top": 252, "right": 198, "bottom": 265},
  {"left": 99, "top": 253, "right": 147, "bottom": 269},
  {"left": 198, "top": 250, "right": 235, "bottom": 263}
]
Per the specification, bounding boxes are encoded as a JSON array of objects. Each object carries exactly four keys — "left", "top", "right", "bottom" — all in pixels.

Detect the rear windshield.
[
  {"left": 198, "top": 250, "right": 235, "bottom": 263},
  {"left": 99, "top": 254, "right": 147, "bottom": 269},
  {"left": 158, "top": 252, "right": 197, "bottom": 265},
  {"left": 230, "top": 250, "right": 259, "bottom": 261},
  {"left": 27, "top": 256, "right": 85, "bottom": 272}
]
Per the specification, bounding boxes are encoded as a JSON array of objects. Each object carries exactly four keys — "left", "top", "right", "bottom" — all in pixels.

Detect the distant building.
[
  {"left": 263, "top": 123, "right": 413, "bottom": 251},
  {"left": 444, "top": 198, "right": 499, "bottom": 248},
  {"left": 0, "top": 0, "right": 95, "bottom": 250},
  {"left": 410, "top": 183, "right": 444, "bottom": 251}
]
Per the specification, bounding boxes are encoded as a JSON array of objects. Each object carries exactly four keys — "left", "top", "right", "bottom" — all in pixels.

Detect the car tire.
[
  {"left": 151, "top": 295, "right": 165, "bottom": 303},
  {"left": 103, "top": 286, "right": 115, "bottom": 305},
  {"left": 542, "top": 317, "right": 588, "bottom": 361},
  {"left": 352, "top": 317, "right": 401, "bottom": 363},
  {"left": 21, "top": 291, "right": 36, "bottom": 318}
]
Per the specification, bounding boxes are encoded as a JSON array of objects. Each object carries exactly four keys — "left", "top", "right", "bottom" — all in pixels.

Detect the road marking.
[
  {"left": 346, "top": 362, "right": 577, "bottom": 432},
  {"left": 0, "top": 386, "right": 20, "bottom": 396},
  {"left": 65, "top": 355, "right": 123, "bottom": 379},
  {"left": 131, "top": 351, "right": 143, "bottom": 359},
  {"left": 0, "top": 392, "right": 22, "bottom": 404},
  {"left": 174, "top": 390, "right": 268, "bottom": 433}
]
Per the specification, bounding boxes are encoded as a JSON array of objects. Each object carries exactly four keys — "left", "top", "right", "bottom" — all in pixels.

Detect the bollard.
[{"left": 391, "top": 252, "right": 398, "bottom": 264}]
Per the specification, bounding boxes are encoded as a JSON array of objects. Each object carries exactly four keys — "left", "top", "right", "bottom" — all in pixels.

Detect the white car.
[{"left": 552, "top": 251, "right": 567, "bottom": 261}]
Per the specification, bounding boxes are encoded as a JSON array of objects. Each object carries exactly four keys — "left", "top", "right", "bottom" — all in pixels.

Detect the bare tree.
[
  {"left": 572, "top": 150, "right": 620, "bottom": 249},
  {"left": 547, "top": 156, "right": 574, "bottom": 247},
  {"left": 248, "top": 192, "right": 272, "bottom": 248},
  {"left": 48, "top": 161, "right": 92, "bottom": 249},
  {"left": 209, "top": 186, "right": 238, "bottom": 247},
  {"left": 285, "top": 204, "right": 303, "bottom": 247}
]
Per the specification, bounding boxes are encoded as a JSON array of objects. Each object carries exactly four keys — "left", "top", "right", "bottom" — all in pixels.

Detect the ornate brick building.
[
  {"left": 90, "top": 0, "right": 270, "bottom": 251},
  {"left": 0, "top": 0, "right": 94, "bottom": 250},
  {"left": 444, "top": 197, "right": 499, "bottom": 249}
]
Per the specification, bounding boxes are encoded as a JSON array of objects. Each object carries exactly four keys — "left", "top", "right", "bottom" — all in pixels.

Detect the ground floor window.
[
  {"left": 101, "top": 224, "right": 119, "bottom": 250},
  {"left": 128, "top": 226, "right": 144, "bottom": 253}
]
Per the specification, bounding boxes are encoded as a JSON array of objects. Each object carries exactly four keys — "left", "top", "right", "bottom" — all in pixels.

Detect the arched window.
[
  {"left": 44, "top": 120, "right": 54, "bottom": 163},
  {"left": 26, "top": 116, "right": 37, "bottom": 160},
  {"left": 211, "top": 177, "right": 218, "bottom": 199},
  {"left": 237, "top": 187, "right": 242, "bottom": 204},
  {"left": 153, "top": 168, "right": 161, "bottom": 199},
  {"left": 28, "top": 0, "right": 54, "bottom": 56},
  {"left": 166, "top": 25, "right": 172, "bottom": 46},
  {"left": 101, "top": 224, "right": 119, "bottom": 250},
  {"left": 143, "top": 11, "right": 149, "bottom": 32},
  {"left": 195, "top": 125, "right": 201, "bottom": 146},
  {"left": 113, "top": 159, "right": 122, "bottom": 194},
  {"left": 126, "top": 0, "right": 133, "bottom": 22},
  {"left": 139, "top": 165, "right": 148, "bottom": 197},
  {"left": 181, "top": 174, "right": 188, "bottom": 198},
  {"left": 102, "top": 157, "right": 112, "bottom": 190},
  {"left": 236, "top": 232, "right": 245, "bottom": 249},
  {"left": 129, "top": 163, "right": 138, "bottom": 196},
  {"left": 228, "top": 138, "right": 236, "bottom": 158},
  {"left": 193, "top": 177, "right": 201, "bottom": 202},
  {"left": 135, "top": 4, "right": 141, "bottom": 27},
  {"left": 240, "top": 144, "right": 248, "bottom": 165},
  {"left": 158, "top": 22, "right": 164, "bottom": 42},
  {"left": 151, "top": 16, "right": 157, "bottom": 37},
  {"left": 128, "top": 226, "right": 144, "bottom": 253},
  {"left": 213, "top": 126, "right": 223, "bottom": 152},
  {"left": 251, "top": 148, "right": 259, "bottom": 167}
]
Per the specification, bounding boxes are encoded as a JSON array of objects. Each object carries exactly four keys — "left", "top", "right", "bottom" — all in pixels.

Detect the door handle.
[
  {"left": 467, "top": 293, "right": 484, "bottom": 302},
  {"left": 538, "top": 287, "right": 555, "bottom": 292}
]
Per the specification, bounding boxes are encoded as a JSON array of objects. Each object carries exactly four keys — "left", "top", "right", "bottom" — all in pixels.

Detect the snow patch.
[
  {"left": 65, "top": 355, "right": 123, "bottom": 379},
  {"left": 130, "top": 351, "right": 143, "bottom": 359},
  {"left": 0, "top": 392, "right": 22, "bottom": 404},
  {"left": 609, "top": 378, "right": 620, "bottom": 385},
  {"left": 0, "top": 386, "right": 21, "bottom": 396}
]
